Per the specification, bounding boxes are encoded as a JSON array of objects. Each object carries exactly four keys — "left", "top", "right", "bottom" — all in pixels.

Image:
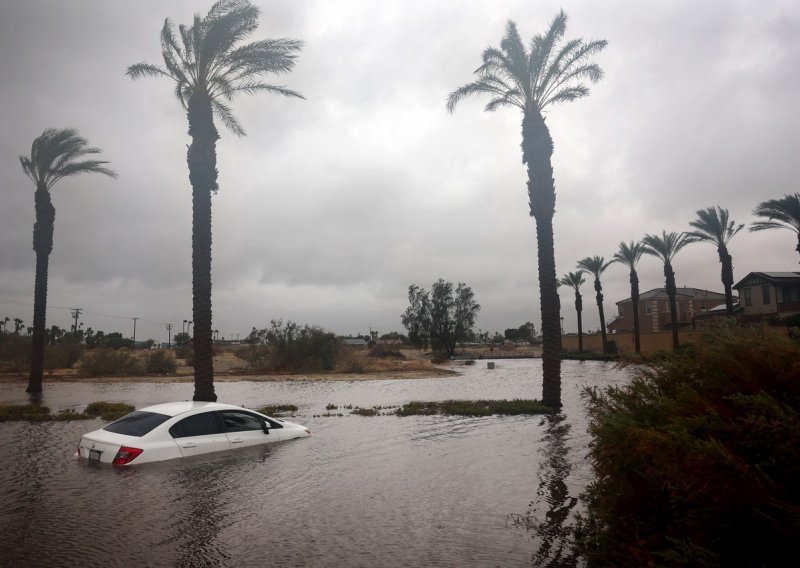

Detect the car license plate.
[{"left": 88, "top": 449, "right": 101, "bottom": 462}]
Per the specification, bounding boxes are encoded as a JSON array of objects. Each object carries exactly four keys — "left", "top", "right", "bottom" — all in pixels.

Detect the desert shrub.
[
  {"left": 0, "top": 334, "right": 31, "bottom": 372},
  {"left": 368, "top": 343, "right": 404, "bottom": 358},
  {"left": 604, "top": 339, "right": 618, "bottom": 354},
  {"left": 337, "top": 346, "right": 365, "bottom": 373},
  {"left": 242, "top": 320, "right": 340, "bottom": 373},
  {"left": 258, "top": 404, "right": 298, "bottom": 416},
  {"left": 146, "top": 350, "right": 177, "bottom": 375},
  {"left": 576, "top": 323, "right": 800, "bottom": 566},
  {"left": 78, "top": 348, "right": 144, "bottom": 377},
  {"left": 44, "top": 335, "right": 85, "bottom": 371},
  {"left": 395, "top": 399, "right": 551, "bottom": 417}
]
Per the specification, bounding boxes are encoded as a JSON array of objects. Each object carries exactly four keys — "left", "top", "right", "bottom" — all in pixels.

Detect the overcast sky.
[{"left": 1, "top": 0, "right": 799, "bottom": 343}]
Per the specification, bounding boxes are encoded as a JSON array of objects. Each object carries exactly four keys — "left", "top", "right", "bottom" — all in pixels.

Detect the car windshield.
[{"left": 103, "top": 411, "right": 170, "bottom": 437}]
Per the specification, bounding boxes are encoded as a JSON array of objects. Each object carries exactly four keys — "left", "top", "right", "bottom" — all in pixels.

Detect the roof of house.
[
  {"left": 616, "top": 287, "right": 729, "bottom": 305},
  {"left": 733, "top": 272, "right": 800, "bottom": 289}
]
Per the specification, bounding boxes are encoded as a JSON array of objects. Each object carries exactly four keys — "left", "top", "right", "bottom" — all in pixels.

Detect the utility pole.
[
  {"left": 71, "top": 308, "right": 82, "bottom": 334},
  {"left": 166, "top": 323, "right": 173, "bottom": 349},
  {"left": 132, "top": 317, "right": 139, "bottom": 349},
  {"left": 182, "top": 320, "right": 187, "bottom": 334}
]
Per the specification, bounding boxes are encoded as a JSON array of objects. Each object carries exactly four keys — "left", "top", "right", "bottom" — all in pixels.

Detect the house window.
[
  {"left": 762, "top": 285, "right": 771, "bottom": 305},
  {"left": 744, "top": 288, "right": 752, "bottom": 307},
  {"left": 645, "top": 302, "right": 652, "bottom": 315},
  {"left": 783, "top": 288, "right": 791, "bottom": 303}
]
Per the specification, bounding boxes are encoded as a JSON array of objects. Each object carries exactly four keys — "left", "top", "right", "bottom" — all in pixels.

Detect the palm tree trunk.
[
  {"left": 575, "top": 291, "right": 583, "bottom": 353},
  {"left": 28, "top": 188, "right": 55, "bottom": 394},
  {"left": 630, "top": 269, "right": 641, "bottom": 353},
  {"left": 187, "top": 93, "right": 219, "bottom": 402},
  {"left": 664, "top": 261, "right": 680, "bottom": 350},
  {"left": 718, "top": 245, "right": 735, "bottom": 316},
  {"left": 594, "top": 279, "right": 608, "bottom": 353},
  {"left": 523, "top": 108, "right": 561, "bottom": 409}
]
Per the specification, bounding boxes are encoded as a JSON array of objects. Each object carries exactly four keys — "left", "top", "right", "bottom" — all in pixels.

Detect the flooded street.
[{"left": 0, "top": 360, "right": 630, "bottom": 567}]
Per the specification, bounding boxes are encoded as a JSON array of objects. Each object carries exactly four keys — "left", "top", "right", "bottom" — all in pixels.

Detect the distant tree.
[
  {"left": 128, "top": 0, "right": 304, "bottom": 401},
  {"left": 102, "top": 332, "right": 134, "bottom": 350},
  {"left": 1, "top": 317, "right": 8, "bottom": 334},
  {"left": 13, "top": 318, "right": 24, "bottom": 335},
  {"left": 642, "top": 231, "right": 696, "bottom": 350},
  {"left": 560, "top": 271, "right": 586, "bottom": 352},
  {"left": 687, "top": 206, "right": 743, "bottom": 315},
  {"left": 20, "top": 128, "right": 115, "bottom": 393},
  {"left": 401, "top": 280, "right": 481, "bottom": 357},
  {"left": 577, "top": 256, "right": 613, "bottom": 353},
  {"left": 505, "top": 322, "right": 537, "bottom": 343},
  {"left": 173, "top": 332, "right": 191, "bottom": 348},
  {"left": 612, "top": 241, "right": 646, "bottom": 353},
  {"left": 447, "top": 12, "right": 606, "bottom": 408},
  {"left": 750, "top": 193, "right": 800, "bottom": 263},
  {"left": 379, "top": 331, "right": 408, "bottom": 343}
]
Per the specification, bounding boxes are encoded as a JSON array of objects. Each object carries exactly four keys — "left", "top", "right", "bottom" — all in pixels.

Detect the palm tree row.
[{"left": 565, "top": 197, "right": 800, "bottom": 354}]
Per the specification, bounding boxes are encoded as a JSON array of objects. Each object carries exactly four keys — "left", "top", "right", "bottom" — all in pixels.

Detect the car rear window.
[{"left": 104, "top": 411, "right": 171, "bottom": 437}]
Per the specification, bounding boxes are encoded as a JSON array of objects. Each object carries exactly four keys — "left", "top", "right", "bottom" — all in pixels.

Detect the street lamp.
[
  {"left": 187, "top": 321, "right": 193, "bottom": 337},
  {"left": 182, "top": 320, "right": 187, "bottom": 334}
]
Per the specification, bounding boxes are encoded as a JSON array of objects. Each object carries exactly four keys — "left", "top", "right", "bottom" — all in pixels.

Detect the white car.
[{"left": 76, "top": 401, "right": 311, "bottom": 465}]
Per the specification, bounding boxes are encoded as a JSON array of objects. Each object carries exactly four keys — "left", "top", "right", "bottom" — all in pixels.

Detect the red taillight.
[{"left": 112, "top": 446, "right": 143, "bottom": 465}]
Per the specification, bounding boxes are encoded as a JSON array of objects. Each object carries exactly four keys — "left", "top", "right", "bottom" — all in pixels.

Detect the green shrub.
[
  {"left": 395, "top": 399, "right": 551, "bottom": 417},
  {"left": 0, "top": 334, "right": 31, "bottom": 371},
  {"left": 0, "top": 404, "right": 51, "bottom": 422},
  {"left": 258, "top": 404, "right": 298, "bottom": 416},
  {"left": 146, "top": 350, "right": 177, "bottom": 374},
  {"left": 239, "top": 320, "right": 340, "bottom": 373},
  {"left": 368, "top": 343, "right": 404, "bottom": 358},
  {"left": 576, "top": 323, "right": 800, "bottom": 566},
  {"left": 78, "top": 348, "right": 144, "bottom": 377}
]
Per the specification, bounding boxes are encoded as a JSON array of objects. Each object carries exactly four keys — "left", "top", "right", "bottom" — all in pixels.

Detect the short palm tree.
[
  {"left": 687, "top": 206, "right": 743, "bottom": 315},
  {"left": 447, "top": 12, "right": 606, "bottom": 408},
  {"left": 612, "top": 241, "right": 645, "bottom": 353},
  {"left": 750, "top": 194, "right": 800, "bottom": 262},
  {"left": 577, "top": 256, "right": 613, "bottom": 353},
  {"left": 560, "top": 271, "right": 585, "bottom": 352},
  {"left": 642, "top": 231, "right": 696, "bottom": 350},
  {"left": 20, "top": 128, "right": 116, "bottom": 394},
  {"left": 127, "top": 0, "right": 304, "bottom": 401}
]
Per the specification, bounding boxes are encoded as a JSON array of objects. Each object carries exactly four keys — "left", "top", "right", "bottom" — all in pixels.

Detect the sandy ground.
[{"left": 0, "top": 345, "right": 540, "bottom": 385}]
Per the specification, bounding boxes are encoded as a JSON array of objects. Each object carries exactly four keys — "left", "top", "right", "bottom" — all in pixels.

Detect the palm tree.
[
  {"left": 612, "top": 241, "right": 645, "bottom": 353},
  {"left": 642, "top": 231, "right": 696, "bottom": 350},
  {"left": 577, "top": 256, "right": 613, "bottom": 353},
  {"left": 750, "top": 193, "right": 800, "bottom": 262},
  {"left": 447, "top": 12, "right": 606, "bottom": 408},
  {"left": 20, "top": 128, "right": 116, "bottom": 394},
  {"left": 127, "top": 0, "right": 304, "bottom": 401},
  {"left": 687, "top": 206, "right": 743, "bottom": 315},
  {"left": 560, "top": 271, "right": 585, "bottom": 352}
]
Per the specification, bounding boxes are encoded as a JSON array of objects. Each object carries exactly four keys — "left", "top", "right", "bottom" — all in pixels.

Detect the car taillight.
[{"left": 112, "top": 446, "right": 143, "bottom": 465}]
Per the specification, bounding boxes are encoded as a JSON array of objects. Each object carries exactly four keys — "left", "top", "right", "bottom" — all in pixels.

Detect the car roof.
[{"left": 138, "top": 401, "right": 252, "bottom": 417}]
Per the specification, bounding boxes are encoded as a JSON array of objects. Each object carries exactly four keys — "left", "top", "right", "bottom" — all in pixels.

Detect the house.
[
  {"left": 607, "top": 287, "right": 731, "bottom": 333},
  {"left": 733, "top": 272, "right": 800, "bottom": 321}
]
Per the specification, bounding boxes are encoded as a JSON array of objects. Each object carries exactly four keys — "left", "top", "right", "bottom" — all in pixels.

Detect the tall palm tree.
[
  {"left": 127, "top": 0, "right": 304, "bottom": 401},
  {"left": 750, "top": 193, "right": 800, "bottom": 262},
  {"left": 560, "top": 271, "right": 585, "bottom": 352},
  {"left": 642, "top": 231, "right": 696, "bottom": 350},
  {"left": 612, "top": 241, "right": 645, "bottom": 353},
  {"left": 447, "top": 12, "right": 606, "bottom": 408},
  {"left": 20, "top": 128, "right": 116, "bottom": 394},
  {"left": 687, "top": 206, "right": 743, "bottom": 315},
  {"left": 577, "top": 256, "right": 613, "bottom": 353}
]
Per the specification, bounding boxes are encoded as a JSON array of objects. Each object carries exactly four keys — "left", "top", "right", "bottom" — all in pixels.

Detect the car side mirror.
[{"left": 262, "top": 422, "right": 270, "bottom": 435}]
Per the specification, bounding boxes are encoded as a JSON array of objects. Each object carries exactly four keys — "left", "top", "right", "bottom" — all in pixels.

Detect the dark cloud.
[{"left": 1, "top": 0, "right": 798, "bottom": 342}]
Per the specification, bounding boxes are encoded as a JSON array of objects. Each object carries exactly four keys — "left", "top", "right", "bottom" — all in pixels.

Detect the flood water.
[{"left": 0, "top": 360, "right": 631, "bottom": 567}]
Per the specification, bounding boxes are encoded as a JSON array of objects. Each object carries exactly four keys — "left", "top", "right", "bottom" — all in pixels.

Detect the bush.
[
  {"left": 239, "top": 320, "right": 340, "bottom": 373},
  {"left": 146, "top": 350, "right": 177, "bottom": 375},
  {"left": 84, "top": 401, "right": 135, "bottom": 420},
  {"left": 576, "top": 323, "right": 800, "bottom": 566},
  {"left": 78, "top": 348, "right": 144, "bottom": 377},
  {"left": 0, "top": 334, "right": 31, "bottom": 372},
  {"left": 368, "top": 343, "right": 404, "bottom": 358}
]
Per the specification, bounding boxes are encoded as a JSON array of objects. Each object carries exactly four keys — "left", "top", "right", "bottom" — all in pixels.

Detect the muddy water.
[{"left": 0, "top": 360, "right": 630, "bottom": 567}]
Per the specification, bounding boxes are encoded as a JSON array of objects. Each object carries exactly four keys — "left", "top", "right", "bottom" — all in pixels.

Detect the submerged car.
[{"left": 76, "top": 401, "right": 310, "bottom": 465}]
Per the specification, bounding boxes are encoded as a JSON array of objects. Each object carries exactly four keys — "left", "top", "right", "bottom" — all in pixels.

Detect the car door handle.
[
  {"left": 180, "top": 442, "right": 197, "bottom": 448},
  {"left": 230, "top": 438, "right": 243, "bottom": 444}
]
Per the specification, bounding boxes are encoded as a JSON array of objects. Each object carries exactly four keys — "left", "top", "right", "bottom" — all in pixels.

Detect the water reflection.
[{"left": 511, "top": 413, "right": 580, "bottom": 568}]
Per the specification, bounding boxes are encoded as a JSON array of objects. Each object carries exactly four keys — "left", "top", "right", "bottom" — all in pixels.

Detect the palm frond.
[
  {"left": 750, "top": 194, "right": 800, "bottom": 233},
  {"left": 687, "top": 206, "right": 743, "bottom": 246},
  {"left": 210, "top": 98, "right": 245, "bottom": 137},
  {"left": 126, "top": 62, "right": 169, "bottom": 80},
  {"left": 642, "top": 231, "right": 695, "bottom": 263},
  {"left": 560, "top": 270, "right": 585, "bottom": 290},
  {"left": 612, "top": 240, "right": 644, "bottom": 268},
  {"left": 577, "top": 255, "right": 612, "bottom": 277}
]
